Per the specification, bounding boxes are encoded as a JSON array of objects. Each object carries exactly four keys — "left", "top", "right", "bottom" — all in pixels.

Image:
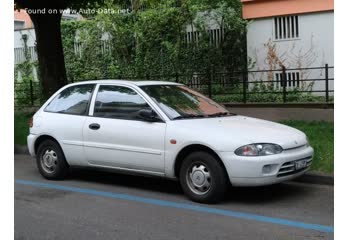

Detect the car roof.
[{"left": 67, "top": 79, "right": 182, "bottom": 87}]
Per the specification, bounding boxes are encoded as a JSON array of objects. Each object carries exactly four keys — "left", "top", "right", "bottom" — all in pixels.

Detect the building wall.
[
  {"left": 14, "top": 28, "right": 36, "bottom": 49},
  {"left": 14, "top": 9, "right": 83, "bottom": 29},
  {"left": 14, "top": 28, "right": 38, "bottom": 82},
  {"left": 246, "top": 11, "right": 334, "bottom": 94},
  {"left": 14, "top": 10, "right": 33, "bottom": 29},
  {"left": 242, "top": 0, "right": 334, "bottom": 19}
]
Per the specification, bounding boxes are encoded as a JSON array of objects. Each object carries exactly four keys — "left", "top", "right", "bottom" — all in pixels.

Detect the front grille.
[{"left": 277, "top": 156, "right": 312, "bottom": 177}]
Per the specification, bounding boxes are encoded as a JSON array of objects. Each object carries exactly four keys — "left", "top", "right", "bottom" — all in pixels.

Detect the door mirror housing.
[{"left": 137, "top": 109, "right": 161, "bottom": 122}]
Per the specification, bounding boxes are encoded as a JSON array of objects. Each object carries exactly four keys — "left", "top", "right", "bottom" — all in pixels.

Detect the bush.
[{"left": 60, "top": 0, "right": 248, "bottom": 82}]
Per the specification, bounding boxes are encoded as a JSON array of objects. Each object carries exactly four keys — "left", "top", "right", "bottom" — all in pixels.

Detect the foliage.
[
  {"left": 15, "top": 0, "right": 331, "bottom": 105},
  {"left": 281, "top": 120, "right": 333, "bottom": 173},
  {"left": 14, "top": 0, "right": 132, "bottom": 99},
  {"left": 14, "top": 112, "right": 31, "bottom": 145},
  {"left": 60, "top": 0, "right": 248, "bottom": 82},
  {"left": 14, "top": 46, "right": 41, "bottom": 107}
]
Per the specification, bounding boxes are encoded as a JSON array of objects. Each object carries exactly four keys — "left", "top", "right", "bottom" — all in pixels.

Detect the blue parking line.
[{"left": 15, "top": 179, "right": 334, "bottom": 233}]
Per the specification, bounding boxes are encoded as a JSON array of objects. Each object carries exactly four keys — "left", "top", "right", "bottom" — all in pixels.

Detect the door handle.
[{"left": 89, "top": 123, "right": 100, "bottom": 130}]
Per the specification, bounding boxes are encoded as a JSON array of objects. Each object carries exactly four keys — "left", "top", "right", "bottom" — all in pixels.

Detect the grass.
[
  {"left": 14, "top": 112, "right": 31, "bottom": 145},
  {"left": 14, "top": 113, "right": 333, "bottom": 174},
  {"left": 280, "top": 120, "right": 334, "bottom": 174}
]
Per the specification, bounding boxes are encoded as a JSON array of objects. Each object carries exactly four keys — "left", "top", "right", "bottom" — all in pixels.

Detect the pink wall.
[
  {"left": 242, "top": 0, "right": 334, "bottom": 19},
  {"left": 14, "top": 10, "right": 33, "bottom": 28}
]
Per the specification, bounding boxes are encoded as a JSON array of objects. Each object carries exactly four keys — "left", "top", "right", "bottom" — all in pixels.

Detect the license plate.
[{"left": 295, "top": 159, "right": 307, "bottom": 170}]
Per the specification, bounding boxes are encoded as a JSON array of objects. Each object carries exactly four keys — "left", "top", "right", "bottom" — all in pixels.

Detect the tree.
[
  {"left": 14, "top": 0, "right": 246, "bottom": 98},
  {"left": 14, "top": 0, "right": 106, "bottom": 99}
]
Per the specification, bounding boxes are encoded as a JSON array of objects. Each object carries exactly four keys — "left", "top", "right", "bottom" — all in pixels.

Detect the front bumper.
[
  {"left": 229, "top": 167, "right": 309, "bottom": 186},
  {"left": 218, "top": 145, "right": 314, "bottom": 187}
]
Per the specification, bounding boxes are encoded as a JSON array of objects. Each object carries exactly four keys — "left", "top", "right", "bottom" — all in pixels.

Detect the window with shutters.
[
  {"left": 274, "top": 15, "right": 299, "bottom": 40},
  {"left": 275, "top": 71, "right": 301, "bottom": 89},
  {"left": 185, "top": 28, "right": 224, "bottom": 47}
]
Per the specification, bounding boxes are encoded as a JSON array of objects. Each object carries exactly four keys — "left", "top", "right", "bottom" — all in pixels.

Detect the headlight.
[{"left": 235, "top": 143, "right": 283, "bottom": 156}]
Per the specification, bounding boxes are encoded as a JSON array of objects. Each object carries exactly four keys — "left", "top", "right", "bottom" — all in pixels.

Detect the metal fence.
[
  {"left": 14, "top": 81, "right": 42, "bottom": 107},
  {"left": 14, "top": 65, "right": 334, "bottom": 108},
  {"left": 124, "top": 64, "right": 334, "bottom": 103}
]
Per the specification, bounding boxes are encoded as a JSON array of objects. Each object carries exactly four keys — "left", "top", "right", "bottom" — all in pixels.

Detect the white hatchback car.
[{"left": 28, "top": 80, "right": 313, "bottom": 203}]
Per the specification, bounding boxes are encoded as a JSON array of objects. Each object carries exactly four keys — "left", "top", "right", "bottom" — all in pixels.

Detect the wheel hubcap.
[
  {"left": 41, "top": 149, "right": 58, "bottom": 173},
  {"left": 187, "top": 164, "right": 211, "bottom": 195}
]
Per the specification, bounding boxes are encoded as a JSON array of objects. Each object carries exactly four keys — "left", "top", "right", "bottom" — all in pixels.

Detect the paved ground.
[
  {"left": 15, "top": 154, "right": 334, "bottom": 240},
  {"left": 225, "top": 107, "right": 334, "bottom": 122}
]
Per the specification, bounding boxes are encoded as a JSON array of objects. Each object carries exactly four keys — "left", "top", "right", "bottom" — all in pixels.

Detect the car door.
[
  {"left": 83, "top": 84, "right": 166, "bottom": 175},
  {"left": 41, "top": 84, "right": 95, "bottom": 166}
]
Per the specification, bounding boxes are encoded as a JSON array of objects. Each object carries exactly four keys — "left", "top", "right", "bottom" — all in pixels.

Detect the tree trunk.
[{"left": 30, "top": 12, "right": 68, "bottom": 99}]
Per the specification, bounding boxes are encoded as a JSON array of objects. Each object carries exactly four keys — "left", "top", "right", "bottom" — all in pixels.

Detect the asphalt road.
[{"left": 15, "top": 154, "right": 334, "bottom": 240}]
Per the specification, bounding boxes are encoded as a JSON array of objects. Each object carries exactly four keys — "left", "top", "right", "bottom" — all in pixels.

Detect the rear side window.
[
  {"left": 94, "top": 85, "right": 150, "bottom": 120},
  {"left": 45, "top": 84, "right": 94, "bottom": 115}
]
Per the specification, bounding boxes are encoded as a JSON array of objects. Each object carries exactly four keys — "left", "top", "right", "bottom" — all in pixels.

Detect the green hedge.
[{"left": 60, "top": 0, "right": 248, "bottom": 82}]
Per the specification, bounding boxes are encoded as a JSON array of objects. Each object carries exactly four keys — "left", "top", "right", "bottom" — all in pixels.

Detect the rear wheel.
[
  {"left": 36, "top": 139, "right": 69, "bottom": 180},
  {"left": 179, "top": 151, "right": 229, "bottom": 203}
]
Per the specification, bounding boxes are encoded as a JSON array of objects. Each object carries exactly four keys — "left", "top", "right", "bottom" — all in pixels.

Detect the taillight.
[{"left": 29, "top": 117, "right": 33, "bottom": 128}]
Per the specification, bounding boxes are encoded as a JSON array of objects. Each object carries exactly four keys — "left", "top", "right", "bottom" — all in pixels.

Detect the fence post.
[
  {"left": 208, "top": 68, "right": 213, "bottom": 98},
  {"left": 325, "top": 63, "right": 329, "bottom": 103},
  {"left": 282, "top": 66, "right": 287, "bottom": 103},
  {"left": 29, "top": 80, "right": 34, "bottom": 106},
  {"left": 243, "top": 71, "right": 247, "bottom": 103}
]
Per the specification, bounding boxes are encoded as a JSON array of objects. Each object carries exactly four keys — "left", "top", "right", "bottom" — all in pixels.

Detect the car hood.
[{"left": 170, "top": 115, "right": 307, "bottom": 150}]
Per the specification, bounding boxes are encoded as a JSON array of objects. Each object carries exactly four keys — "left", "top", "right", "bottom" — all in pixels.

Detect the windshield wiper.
[
  {"left": 207, "top": 112, "right": 235, "bottom": 117},
  {"left": 172, "top": 114, "right": 206, "bottom": 120}
]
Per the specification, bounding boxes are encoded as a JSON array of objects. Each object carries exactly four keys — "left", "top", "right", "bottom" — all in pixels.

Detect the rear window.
[{"left": 45, "top": 84, "right": 94, "bottom": 115}]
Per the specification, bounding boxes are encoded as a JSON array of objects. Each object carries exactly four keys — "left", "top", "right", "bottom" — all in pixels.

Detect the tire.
[
  {"left": 36, "top": 139, "right": 69, "bottom": 180},
  {"left": 179, "top": 151, "right": 229, "bottom": 203}
]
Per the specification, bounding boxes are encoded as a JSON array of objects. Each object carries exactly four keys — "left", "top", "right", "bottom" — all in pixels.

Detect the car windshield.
[{"left": 140, "top": 85, "right": 233, "bottom": 120}]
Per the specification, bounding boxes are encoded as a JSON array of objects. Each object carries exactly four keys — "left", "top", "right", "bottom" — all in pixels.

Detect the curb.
[
  {"left": 14, "top": 145, "right": 333, "bottom": 186},
  {"left": 14, "top": 145, "right": 29, "bottom": 155},
  {"left": 292, "top": 171, "right": 334, "bottom": 186}
]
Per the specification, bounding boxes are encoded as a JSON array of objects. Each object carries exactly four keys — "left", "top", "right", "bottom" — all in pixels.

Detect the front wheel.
[
  {"left": 179, "top": 151, "right": 229, "bottom": 203},
  {"left": 36, "top": 140, "right": 69, "bottom": 180}
]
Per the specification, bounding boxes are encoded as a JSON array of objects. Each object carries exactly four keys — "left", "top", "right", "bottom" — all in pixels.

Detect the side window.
[
  {"left": 45, "top": 84, "right": 94, "bottom": 115},
  {"left": 94, "top": 85, "right": 151, "bottom": 120}
]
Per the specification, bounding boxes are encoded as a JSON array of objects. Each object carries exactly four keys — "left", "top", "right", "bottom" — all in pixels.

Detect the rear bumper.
[
  {"left": 27, "top": 134, "right": 37, "bottom": 157},
  {"left": 218, "top": 145, "right": 314, "bottom": 186}
]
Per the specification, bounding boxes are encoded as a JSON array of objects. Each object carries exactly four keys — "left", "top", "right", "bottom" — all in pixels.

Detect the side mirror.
[{"left": 137, "top": 109, "right": 161, "bottom": 122}]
